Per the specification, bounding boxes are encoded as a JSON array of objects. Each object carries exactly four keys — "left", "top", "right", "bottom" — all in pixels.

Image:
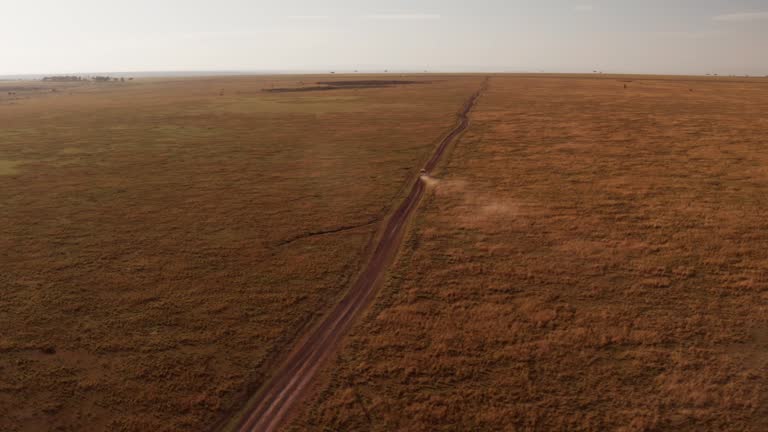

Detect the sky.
[{"left": 3, "top": 0, "right": 768, "bottom": 76}]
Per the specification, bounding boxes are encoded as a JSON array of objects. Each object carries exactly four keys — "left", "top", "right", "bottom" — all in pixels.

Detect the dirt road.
[{"left": 231, "top": 80, "right": 487, "bottom": 432}]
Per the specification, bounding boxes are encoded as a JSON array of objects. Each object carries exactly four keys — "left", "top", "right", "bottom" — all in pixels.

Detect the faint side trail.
[{"left": 230, "top": 79, "right": 488, "bottom": 432}]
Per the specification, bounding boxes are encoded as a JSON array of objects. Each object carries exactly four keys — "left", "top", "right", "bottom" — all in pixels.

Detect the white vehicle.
[{"left": 420, "top": 169, "right": 427, "bottom": 176}]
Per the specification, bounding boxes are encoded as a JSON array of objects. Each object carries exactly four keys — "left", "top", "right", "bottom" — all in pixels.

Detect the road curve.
[{"left": 232, "top": 79, "right": 487, "bottom": 432}]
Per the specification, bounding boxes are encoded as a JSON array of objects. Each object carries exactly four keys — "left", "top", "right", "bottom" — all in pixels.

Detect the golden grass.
[
  {"left": 290, "top": 76, "right": 768, "bottom": 431},
  {"left": 0, "top": 75, "right": 483, "bottom": 431},
  {"left": 0, "top": 160, "right": 24, "bottom": 175}
]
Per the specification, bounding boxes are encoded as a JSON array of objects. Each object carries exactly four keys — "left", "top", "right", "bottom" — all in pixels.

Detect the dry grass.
[
  {"left": 0, "top": 75, "right": 482, "bottom": 431},
  {"left": 290, "top": 76, "right": 768, "bottom": 431}
]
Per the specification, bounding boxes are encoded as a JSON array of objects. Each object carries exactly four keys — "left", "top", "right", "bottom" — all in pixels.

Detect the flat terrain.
[
  {"left": 0, "top": 75, "right": 482, "bottom": 431},
  {"left": 233, "top": 82, "right": 486, "bottom": 432},
  {"left": 290, "top": 76, "right": 768, "bottom": 431}
]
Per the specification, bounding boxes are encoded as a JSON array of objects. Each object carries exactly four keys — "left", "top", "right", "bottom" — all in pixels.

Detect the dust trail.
[
  {"left": 421, "top": 175, "right": 440, "bottom": 188},
  {"left": 432, "top": 179, "right": 525, "bottom": 227}
]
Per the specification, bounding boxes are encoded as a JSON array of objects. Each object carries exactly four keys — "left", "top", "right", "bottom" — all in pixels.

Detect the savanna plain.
[
  {"left": 2, "top": 74, "right": 768, "bottom": 432},
  {"left": 288, "top": 75, "right": 768, "bottom": 431},
  {"left": 0, "top": 75, "right": 480, "bottom": 431}
]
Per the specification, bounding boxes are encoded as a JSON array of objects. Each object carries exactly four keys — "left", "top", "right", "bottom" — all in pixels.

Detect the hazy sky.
[{"left": 3, "top": 0, "right": 768, "bottom": 75}]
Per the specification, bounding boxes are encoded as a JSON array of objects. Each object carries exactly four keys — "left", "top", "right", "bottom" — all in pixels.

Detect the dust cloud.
[{"left": 431, "top": 178, "right": 525, "bottom": 227}]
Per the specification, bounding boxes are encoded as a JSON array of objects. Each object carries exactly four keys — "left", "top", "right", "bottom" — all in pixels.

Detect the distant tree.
[{"left": 43, "top": 75, "right": 83, "bottom": 82}]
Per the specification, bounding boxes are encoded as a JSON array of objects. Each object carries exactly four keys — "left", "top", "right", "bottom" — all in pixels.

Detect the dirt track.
[{"left": 231, "top": 80, "right": 487, "bottom": 432}]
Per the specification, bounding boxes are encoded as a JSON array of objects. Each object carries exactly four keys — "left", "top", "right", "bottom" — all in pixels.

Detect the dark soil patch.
[
  {"left": 264, "top": 80, "right": 428, "bottom": 93},
  {"left": 264, "top": 86, "right": 339, "bottom": 93},
  {"left": 316, "top": 80, "right": 424, "bottom": 87},
  {"left": 0, "top": 86, "right": 44, "bottom": 92}
]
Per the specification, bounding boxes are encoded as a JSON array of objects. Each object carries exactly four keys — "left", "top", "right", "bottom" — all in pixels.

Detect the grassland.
[
  {"left": 289, "top": 75, "right": 768, "bottom": 431},
  {"left": 0, "top": 75, "right": 482, "bottom": 431}
]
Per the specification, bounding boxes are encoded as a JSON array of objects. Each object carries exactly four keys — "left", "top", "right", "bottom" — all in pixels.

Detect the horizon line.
[{"left": 2, "top": 69, "right": 767, "bottom": 80}]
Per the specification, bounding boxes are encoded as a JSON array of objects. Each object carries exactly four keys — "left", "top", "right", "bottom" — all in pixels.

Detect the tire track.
[{"left": 231, "top": 79, "right": 487, "bottom": 432}]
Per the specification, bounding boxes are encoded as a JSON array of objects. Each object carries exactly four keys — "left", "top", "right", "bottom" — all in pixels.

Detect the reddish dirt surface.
[{"left": 231, "top": 81, "right": 487, "bottom": 432}]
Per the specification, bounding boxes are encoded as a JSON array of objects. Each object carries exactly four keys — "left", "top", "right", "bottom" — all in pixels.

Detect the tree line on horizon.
[{"left": 42, "top": 76, "right": 133, "bottom": 82}]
